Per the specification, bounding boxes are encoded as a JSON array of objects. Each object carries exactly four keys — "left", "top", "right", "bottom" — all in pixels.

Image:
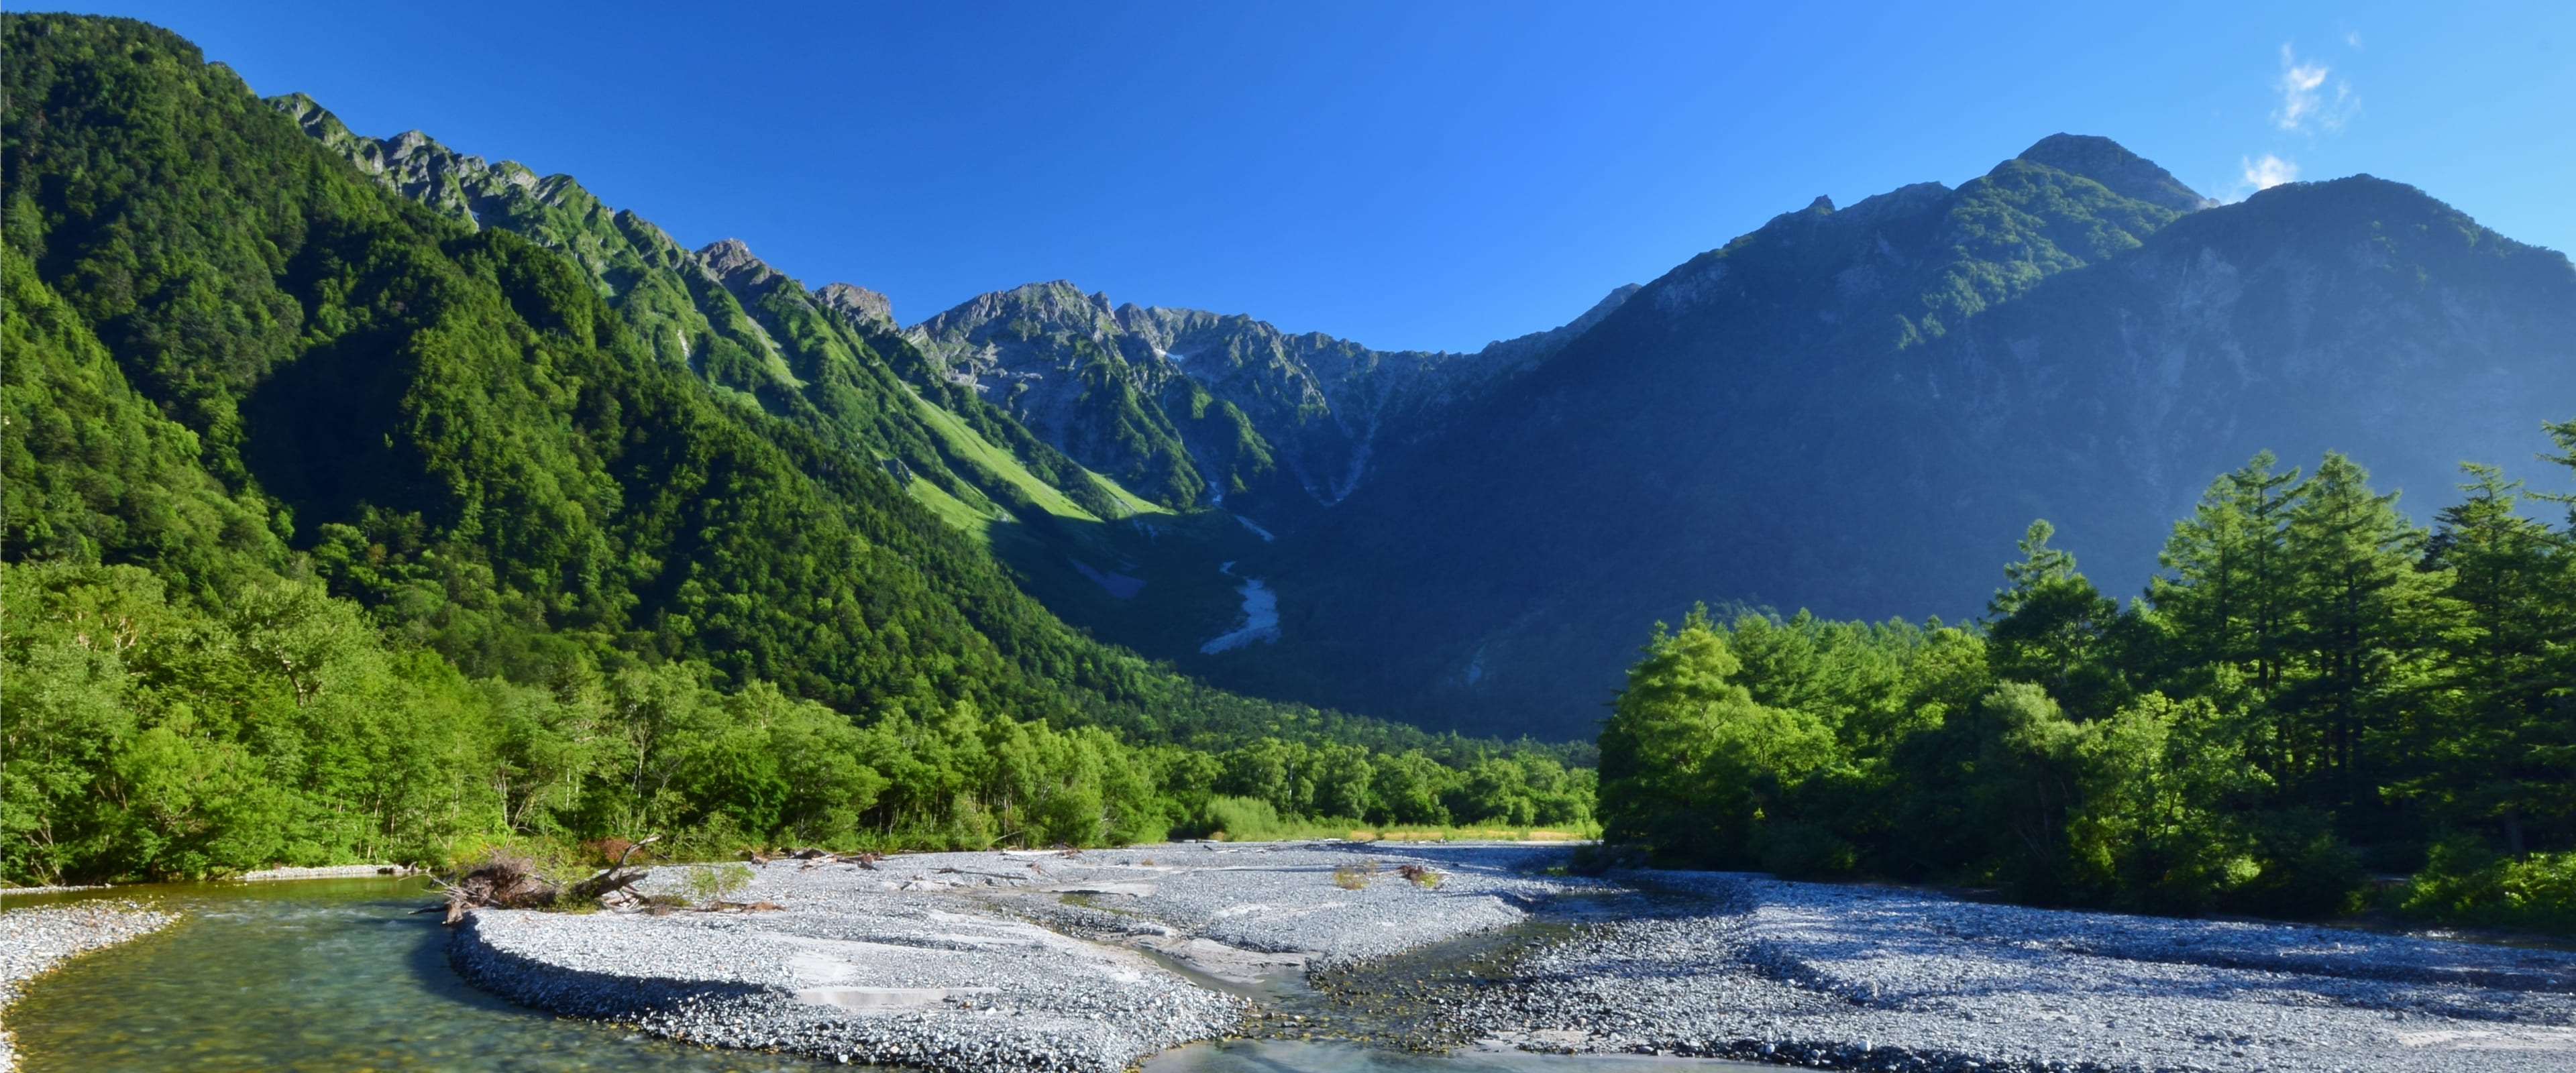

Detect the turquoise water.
[
  {"left": 7, "top": 881, "right": 1758, "bottom": 1072},
  {"left": 8, "top": 880, "right": 813, "bottom": 1072}
]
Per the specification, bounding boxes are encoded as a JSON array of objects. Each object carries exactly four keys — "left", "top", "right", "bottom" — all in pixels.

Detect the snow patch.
[
  {"left": 1232, "top": 514, "right": 1275, "bottom": 542},
  {"left": 1200, "top": 562, "right": 1280, "bottom": 654}
]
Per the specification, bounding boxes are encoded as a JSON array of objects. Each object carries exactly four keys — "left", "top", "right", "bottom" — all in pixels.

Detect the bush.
[
  {"left": 1753, "top": 820, "right": 1859, "bottom": 879},
  {"left": 2399, "top": 840, "right": 2576, "bottom": 932},
  {"left": 2219, "top": 808, "right": 2365, "bottom": 919},
  {"left": 1197, "top": 796, "right": 1289, "bottom": 842},
  {"left": 678, "top": 863, "right": 755, "bottom": 907}
]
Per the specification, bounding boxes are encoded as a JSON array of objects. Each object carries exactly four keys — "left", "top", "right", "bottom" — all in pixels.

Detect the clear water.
[
  {"left": 9, "top": 879, "right": 814, "bottom": 1072},
  {"left": 8, "top": 881, "right": 1759, "bottom": 1072}
]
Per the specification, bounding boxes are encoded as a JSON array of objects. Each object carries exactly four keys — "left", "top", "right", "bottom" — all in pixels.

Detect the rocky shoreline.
[
  {"left": 449, "top": 843, "right": 2576, "bottom": 1073},
  {"left": 0, "top": 901, "right": 176, "bottom": 1073}
]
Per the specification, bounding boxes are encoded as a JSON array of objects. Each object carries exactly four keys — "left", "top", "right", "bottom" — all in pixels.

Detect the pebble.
[
  {"left": 451, "top": 848, "right": 2576, "bottom": 1073},
  {"left": 1334, "top": 868, "right": 2576, "bottom": 1072},
  {"left": 0, "top": 901, "right": 178, "bottom": 1073}
]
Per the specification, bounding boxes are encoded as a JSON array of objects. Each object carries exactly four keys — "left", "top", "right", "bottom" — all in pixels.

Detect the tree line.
[
  {"left": 1601, "top": 428, "right": 2576, "bottom": 926},
  {"left": 0, "top": 559, "right": 1592, "bottom": 885}
]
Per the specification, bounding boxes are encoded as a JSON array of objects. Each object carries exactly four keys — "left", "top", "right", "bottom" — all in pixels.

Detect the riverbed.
[
  {"left": 0, "top": 868, "right": 1754, "bottom": 1072},
  {"left": 12, "top": 845, "right": 2576, "bottom": 1072}
]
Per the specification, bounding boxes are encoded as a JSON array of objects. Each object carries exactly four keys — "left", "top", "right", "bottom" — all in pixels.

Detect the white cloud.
[
  {"left": 2243, "top": 154, "right": 2300, "bottom": 190},
  {"left": 2273, "top": 44, "right": 2357, "bottom": 132},
  {"left": 2345, "top": 30, "right": 2363, "bottom": 49}
]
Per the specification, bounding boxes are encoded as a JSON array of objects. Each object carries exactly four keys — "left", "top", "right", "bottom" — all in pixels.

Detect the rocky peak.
[
  {"left": 814, "top": 282, "right": 894, "bottom": 329},
  {"left": 694, "top": 238, "right": 784, "bottom": 291},
  {"left": 2015, "top": 133, "right": 2214, "bottom": 212},
  {"left": 268, "top": 92, "right": 358, "bottom": 153}
]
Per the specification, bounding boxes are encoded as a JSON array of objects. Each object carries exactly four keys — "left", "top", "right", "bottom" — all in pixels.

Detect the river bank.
[
  {"left": 0, "top": 901, "right": 175, "bottom": 1072},
  {"left": 452, "top": 842, "right": 2576, "bottom": 1073}
]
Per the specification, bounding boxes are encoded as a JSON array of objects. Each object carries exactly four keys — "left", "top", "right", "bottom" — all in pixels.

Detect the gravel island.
[{"left": 451, "top": 843, "right": 2576, "bottom": 1073}]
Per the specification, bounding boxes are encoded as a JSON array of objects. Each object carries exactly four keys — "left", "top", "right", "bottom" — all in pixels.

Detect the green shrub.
[
  {"left": 2218, "top": 808, "right": 2365, "bottom": 919},
  {"left": 678, "top": 863, "right": 756, "bottom": 907},
  {"left": 1197, "top": 796, "right": 1289, "bottom": 842},
  {"left": 2400, "top": 841, "right": 2576, "bottom": 932}
]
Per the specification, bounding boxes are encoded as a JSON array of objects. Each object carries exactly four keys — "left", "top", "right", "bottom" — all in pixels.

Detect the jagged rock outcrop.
[
  {"left": 816, "top": 282, "right": 896, "bottom": 329},
  {"left": 908, "top": 282, "right": 1635, "bottom": 511}
]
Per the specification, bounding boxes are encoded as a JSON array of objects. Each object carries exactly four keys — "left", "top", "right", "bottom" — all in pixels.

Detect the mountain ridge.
[
  {"left": 1216, "top": 139, "right": 2576, "bottom": 738},
  {"left": 907, "top": 280, "right": 1638, "bottom": 516}
]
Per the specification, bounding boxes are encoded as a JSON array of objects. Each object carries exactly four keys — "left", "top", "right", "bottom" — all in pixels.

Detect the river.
[{"left": 4, "top": 881, "right": 1758, "bottom": 1072}]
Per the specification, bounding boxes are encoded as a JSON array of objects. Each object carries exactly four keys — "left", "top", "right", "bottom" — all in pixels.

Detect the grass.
[
  {"left": 905, "top": 473, "right": 1005, "bottom": 538},
  {"left": 908, "top": 392, "right": 1165, "bottom": 524}
]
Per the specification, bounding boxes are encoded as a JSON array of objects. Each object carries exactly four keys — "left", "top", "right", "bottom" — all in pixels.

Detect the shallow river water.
[{"left": 7, "top": 880, "right": 1758, "bottom": 1073}]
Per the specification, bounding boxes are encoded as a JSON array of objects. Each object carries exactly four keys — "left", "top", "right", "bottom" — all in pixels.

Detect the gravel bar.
[
  {"left": 233, "top": 864, "right": 421, "bottom": 882},
  {"left": 452, "top": 846, "right": 2576, "bottom": 1072},
  {"left": 449, "top": 842, "right": 1580, "bottom": 1072},
  {"left": 1344, "top": 868, "right": 2576, "bottom": 1073},
  {"left": 0, "top": 901, "right": 177, "bottom": 1073}
]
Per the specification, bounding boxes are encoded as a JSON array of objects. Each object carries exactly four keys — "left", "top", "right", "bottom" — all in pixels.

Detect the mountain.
[
  {"left": 266, "top": 93, "right": 1169, "bottom": 541},
  {"left": 7, "top": 13, "right": 1407, "bottom": 754},
  {"left": 908, "top": 280, "right": 1638, "bottom": 521},
  {"left": 1225, "top": 135, "right": 2576, "bottom": 739},
  {"left": 235, "top": 46, "right": 2576, "bottom": 750}
]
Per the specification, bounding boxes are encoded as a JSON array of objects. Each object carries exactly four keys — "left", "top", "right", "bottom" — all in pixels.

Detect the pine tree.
[
  {"left": 2279, "top": 453, "right": 2434, "bottom": 801},
  {"left": 2412, "top": 464, "right": 2572, "bottom": 852},
  {"left": 1986, "top": 520, "right": 2125, "bottom": 718},
  {"left": 2149, "top": 452, "right": 2304, "bottom": 695}
]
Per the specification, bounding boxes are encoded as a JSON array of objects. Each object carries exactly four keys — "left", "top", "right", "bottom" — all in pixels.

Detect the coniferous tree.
[
  {"left": 2148, "top": 453, "right": 2304, "bottom": 698},
  {"left": 2409, "top": 465, "right": 2572, "bottom": 852},
  {"left": 1986, "top": 520, "right": 2127, "bottom": 719},
  {"left": 2279, "top": 453, "right": 2434, "bottom": 801}
]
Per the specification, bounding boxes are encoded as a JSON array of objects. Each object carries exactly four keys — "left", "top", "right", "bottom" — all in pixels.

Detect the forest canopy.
[{"left": 1600, "top": 429, "right": 2576, "bottom": 927}]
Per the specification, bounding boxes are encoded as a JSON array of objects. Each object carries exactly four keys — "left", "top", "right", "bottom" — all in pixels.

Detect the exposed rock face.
[
  {"left": 814, "top": 282, "right": 895, "bottom": 329},
  {"left": 908, "top": 282, "right": 1635, "bottom": 510}
]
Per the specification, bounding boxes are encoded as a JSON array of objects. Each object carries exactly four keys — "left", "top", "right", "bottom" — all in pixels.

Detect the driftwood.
[
  {"left": 753, "top": 848, "right": 882, "bottom": 870},
  {"left": 437, "top": 856, "right": 554, "bottom": 924},
  {"left": 433, "top": 836, "right": 661, "bottom": 924},
  {"left": 569, "top": 835, "right": 661, "bottom": 905}
]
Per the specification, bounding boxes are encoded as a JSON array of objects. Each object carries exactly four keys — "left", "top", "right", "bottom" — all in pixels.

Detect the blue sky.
[{"left": 49, "top": 1, "right": 2576, "bottom": 352}]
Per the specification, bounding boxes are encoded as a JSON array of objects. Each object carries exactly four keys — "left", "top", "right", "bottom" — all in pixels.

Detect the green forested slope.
[
  {"left": 0, "top": 14, "right": 1588, "bottom": 884},
  {"left": 5, "top": 15, "right": 1063, "bottom": 712},
  {"left": 268, "top": 93, "right": 1149, "bottom": 538}
]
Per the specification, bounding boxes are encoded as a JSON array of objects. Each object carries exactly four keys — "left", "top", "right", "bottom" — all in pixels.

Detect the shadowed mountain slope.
[{"left": 1225, "top": 137, "right": 2576, "bottom": 738}]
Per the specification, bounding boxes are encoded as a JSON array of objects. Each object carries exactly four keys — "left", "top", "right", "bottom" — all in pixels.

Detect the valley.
[{"left": 5, "top": 9, "right": 2576, "bottom": 1073}]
